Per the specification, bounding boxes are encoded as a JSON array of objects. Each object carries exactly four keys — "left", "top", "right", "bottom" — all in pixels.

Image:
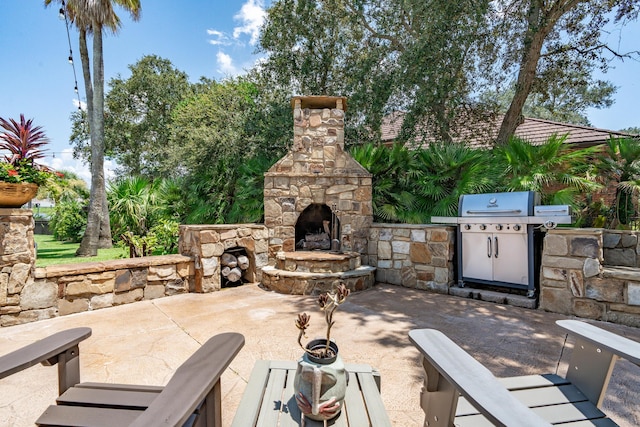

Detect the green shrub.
[{"left": 49, "top": 200, "right": 87, "bottom": 242}]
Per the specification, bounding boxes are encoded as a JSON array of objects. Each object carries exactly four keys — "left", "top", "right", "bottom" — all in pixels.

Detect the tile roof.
[{"left": 380, "top": 112, "right": 637, "bottom": 147}]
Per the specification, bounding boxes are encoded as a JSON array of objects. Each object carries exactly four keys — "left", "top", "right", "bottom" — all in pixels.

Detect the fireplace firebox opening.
[{"left": 295, "top": 203, "right": 341, "bottom": 251}]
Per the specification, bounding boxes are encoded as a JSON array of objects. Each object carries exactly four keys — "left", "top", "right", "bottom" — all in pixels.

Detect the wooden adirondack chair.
[
  {"left": 409, "top": 319, "right": 640, "bottom": 427},
  {"left": 0, "top": 327, "right": 244, "bottom": 427}
]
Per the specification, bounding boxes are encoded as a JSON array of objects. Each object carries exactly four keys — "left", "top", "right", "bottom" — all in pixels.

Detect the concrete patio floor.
[{"left": 1, "top": 283, "right": 639, "bottom": 426}]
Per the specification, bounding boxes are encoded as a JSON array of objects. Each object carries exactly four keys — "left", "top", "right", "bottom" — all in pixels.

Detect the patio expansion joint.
[{"left": 150, "top": 300, "right": 203, "bottom": 346}]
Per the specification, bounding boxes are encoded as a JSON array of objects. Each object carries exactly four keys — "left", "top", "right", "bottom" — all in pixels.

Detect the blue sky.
[
  {"left": 0, "top": 1, "right": 639, "bottom": 182},
  {"left": 0, "top": 0, "right": 271, "bottom": 181}
]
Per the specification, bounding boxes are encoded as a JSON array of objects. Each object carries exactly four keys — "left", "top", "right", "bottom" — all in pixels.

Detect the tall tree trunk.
[
  {"left": 77, "top": 28, "right": 112, "bottom": 252},
  {"left": 77, "top": 25, "right": 106, "bottom": 256},
  {"left": 495, "top": 2, "right": 544, "bottom": 145},
  {"left": 495, "top": 0, "right": 581, "bottom": 145},
  {"left": 99, "top": 190, "right": 113, "bottom": 248}
]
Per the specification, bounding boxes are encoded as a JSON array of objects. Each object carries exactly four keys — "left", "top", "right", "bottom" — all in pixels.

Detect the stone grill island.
[{"left": 261, "top": 96, "right": 376, "bottom": 294}]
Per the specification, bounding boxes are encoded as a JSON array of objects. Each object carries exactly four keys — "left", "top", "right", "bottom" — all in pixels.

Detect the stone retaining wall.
[
  {"left": 603, "top": 230, "right": 639, "bottom": 267},
  {"left": 4, "top": 207, "right": 640, "bottom": 328},
  {"left": 1, "top": 255, "right": 195, "bottom": 327},
  {"left": 366, "top": 224, "right": 455, "bottom": 293},
  {"left": 0, "top": 212, "right": 270, "bottom": 327},
  {"left": 539, "top": 228, "right": 640, "bottom": 327}
]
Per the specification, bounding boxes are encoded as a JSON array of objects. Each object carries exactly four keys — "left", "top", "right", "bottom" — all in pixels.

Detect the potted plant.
[
  {"left": 0, "top": 114, "right": 53, "bottom": 208},
  {"left": 293, "top": 284, "right": 350, "bottom": 422}
]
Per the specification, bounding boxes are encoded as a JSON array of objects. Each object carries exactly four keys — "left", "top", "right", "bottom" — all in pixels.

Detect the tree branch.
[
  {"left": 343, "top": 0, "right": 406, "bottom": 52},
  {"left": 541, "top": 43, "right": 640, "bottom": 60}
]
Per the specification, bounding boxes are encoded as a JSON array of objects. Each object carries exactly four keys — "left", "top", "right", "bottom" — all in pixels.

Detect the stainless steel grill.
[{"left": 432, "top": 191, "right": 572, "bottom": 297}]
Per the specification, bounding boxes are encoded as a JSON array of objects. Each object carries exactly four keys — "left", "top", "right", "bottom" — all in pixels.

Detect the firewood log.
[
  {"left": 221, "top": 253, "right": 238, "bottom": 267},
  {"left": 237, "top": 255, "right": 250, "bottom": 270},
  {"left": 226, "top": 267, "right": 242, "bottom": 282}
]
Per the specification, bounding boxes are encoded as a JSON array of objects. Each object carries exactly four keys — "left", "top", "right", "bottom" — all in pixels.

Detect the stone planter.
[
  {"left": 0, "top": 182, "right": 38, "bottom": 208},
  {"left": 293, "top": 339, "right": 347, "bottom": 421}
]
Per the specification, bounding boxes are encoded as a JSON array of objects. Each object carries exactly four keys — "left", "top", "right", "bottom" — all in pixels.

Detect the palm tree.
[
  {"left": 107, "top": 176, "right": 158, "bottom": 238},
  {"left": 596, "top": 137, "right": 640, "bottom": 226},
  {"left": 45, "top": 0, "right": 141, "bottom": 256},
  {"left": 414, "top": 142, "right": 501, "bottom": 217},
  {"left": 494, "top": 135, "right": 602, "bottom": 207},
  {"left": 350, "top": 143, "right": 422, "bottom": 223}
]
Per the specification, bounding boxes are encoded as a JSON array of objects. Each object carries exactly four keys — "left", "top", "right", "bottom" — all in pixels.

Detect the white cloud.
[
  {"left": 216, "top": 52, "right": 240, "bottom": 76},
  {"left": 72, "top": 99, "right": 87, "bottom": 111},
  {"left": 207, "top": 29, "right": 231, "bottom": 46},
  {"left": 44, "top": 148, "right": 116, "bottom": 187},
  {"left": 232, "top": 0, "right": 266, "bottom": 45}
]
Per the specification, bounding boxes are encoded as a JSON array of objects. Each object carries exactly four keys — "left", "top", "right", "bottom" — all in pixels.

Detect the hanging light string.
[{"left": 59, "top": 0, "right": 82, "bottom": 110}]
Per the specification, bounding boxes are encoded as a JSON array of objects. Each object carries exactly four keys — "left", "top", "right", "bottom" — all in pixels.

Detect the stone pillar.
[{"left": 0, "top": 209, "right": 56, "bottom": 326}]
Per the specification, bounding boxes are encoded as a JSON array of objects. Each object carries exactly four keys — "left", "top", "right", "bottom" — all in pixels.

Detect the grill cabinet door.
[
  {"left": 492, "top": 233, "right": 528, "bottom": 285},
  {"left": 461, "top": 232, "right": 493, "bottom": 282}
]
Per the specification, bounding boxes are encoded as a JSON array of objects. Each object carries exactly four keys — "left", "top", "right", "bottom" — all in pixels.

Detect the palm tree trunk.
[{"left": 77, "top": 25, "right": 106, "bottom": 256}]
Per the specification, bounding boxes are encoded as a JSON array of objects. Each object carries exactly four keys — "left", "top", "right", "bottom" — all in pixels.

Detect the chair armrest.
[
  {"left": 556, "top": 319, "right": 640, "bottom": 366},
  {"left": 409, "top": 329, "right": 551, "bottom": 427},
  {"left": 556, "top": 319, "right": 640, "bottom": 407},
  {"left": 0, "top": 327, "right": 92, "bottom": 379},
  {"left": 129, "top": 332, "right": 244, "bottom": 427}
]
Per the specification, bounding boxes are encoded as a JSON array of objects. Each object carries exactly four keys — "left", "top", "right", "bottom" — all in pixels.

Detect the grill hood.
[{"left": 458, "top": 191, "right": 539, "bottom": 217}]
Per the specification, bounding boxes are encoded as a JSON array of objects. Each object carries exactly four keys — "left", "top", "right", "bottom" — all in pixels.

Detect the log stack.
[{"left": 221, "top": 252, "right": 250, "bottom": 284}]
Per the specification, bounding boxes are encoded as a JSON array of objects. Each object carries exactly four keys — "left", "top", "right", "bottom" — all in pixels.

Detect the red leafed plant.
[{"left": 0, "top": 114, "right": 53, "bottom": 185}]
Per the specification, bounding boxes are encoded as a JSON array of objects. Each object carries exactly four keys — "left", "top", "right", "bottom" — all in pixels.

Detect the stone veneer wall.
[
  {"left": 603, "top": 230, "right": 639, "bottom": 267},
  {"left": 366, "top": 224, "right": 455, "bottom": 293},
  {"left": 540, "top": 228, "right": 640, "bottom": 327},
  {"left": 0, "top": 214, "right": 270, "bottom": 327},
  {"left": 179, "top": 224, "right": 269, "bottom": 291}
]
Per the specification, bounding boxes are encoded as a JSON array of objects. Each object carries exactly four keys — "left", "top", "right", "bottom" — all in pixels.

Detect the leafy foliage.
[
  {"left": 227, "top": 154, "right": 279, "bottom": 224},
  {"left": 350, "top": 143, "right": 421, "bottom": 222},
  {"left": 104, "top": 55, "right": 193, "bottom": 178},
  {"left": 493, "top": 135, "right": 602, "bottom": 206},
  {"left": 50, "top": 200, "right": 87, "bottom": 242},
  {"left": 596, "top": 137, "right": 640, "bottom": 226},
  {"left": 0, "top": 114, "right": 54, "bottom": 185},
  {"left": 415, "top": 143, "right": 500, "bottom": 217},
  {"left": 107, "top": 176, "right": 181, "bottom": 256}
]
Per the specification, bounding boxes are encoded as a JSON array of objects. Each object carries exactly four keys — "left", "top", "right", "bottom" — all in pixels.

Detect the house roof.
[{"left": 380, "top": 112, "right": 637, "bottom": 148}]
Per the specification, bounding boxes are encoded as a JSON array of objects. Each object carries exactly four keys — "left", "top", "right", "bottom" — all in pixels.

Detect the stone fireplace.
[{"left": 262, "top": 96, "right": 376, "bottom": 294}]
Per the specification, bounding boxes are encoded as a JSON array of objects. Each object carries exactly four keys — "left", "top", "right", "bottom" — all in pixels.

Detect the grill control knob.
[
  {"left": 495, "top": 224, "right": 503, "bottom": 231},
  {"left": 464, "top": 224, "right": 471, "bottom": 230},
  {"left": 479, "top": 224, "right": 487, "bottom": 230},
  {"left": 513, "top": 224, "right": 521, "bottom": 231}
]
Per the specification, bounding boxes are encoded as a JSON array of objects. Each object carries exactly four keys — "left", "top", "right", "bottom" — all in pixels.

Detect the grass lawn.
[{"left": 34, "top": 234, "right": 127, "bottom": 267}]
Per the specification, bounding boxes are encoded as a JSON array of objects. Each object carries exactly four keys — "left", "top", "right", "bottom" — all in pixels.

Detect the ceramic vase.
[{"left": 293, "top": 339, "right": 347, "bottom": 421}]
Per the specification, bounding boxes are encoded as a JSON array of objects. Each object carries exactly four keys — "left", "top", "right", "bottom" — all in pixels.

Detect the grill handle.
[
  {"left": 535, "top": 209, "right": 566, "bottom": 214},
  {"left": 487, "top": 237, "right": 492, "bottom": 258},
  {"left": 466, "top": 209, "right": 522, "bottom": 215},
  {"left": 494, "top": 236, "right": 498, "bottom": 258}
]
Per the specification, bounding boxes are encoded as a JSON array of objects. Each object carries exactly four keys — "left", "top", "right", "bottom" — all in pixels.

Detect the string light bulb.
[
  {"left": 68, "top": 55, "right": 73, "bottom": 64},
  {"left": 59, "top": 8, "right": 65, "bottom": 20}
]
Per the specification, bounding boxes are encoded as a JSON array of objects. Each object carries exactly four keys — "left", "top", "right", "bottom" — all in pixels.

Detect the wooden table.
[{"left": 231, "top": 360, "right": 392, "bottom": 427}]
